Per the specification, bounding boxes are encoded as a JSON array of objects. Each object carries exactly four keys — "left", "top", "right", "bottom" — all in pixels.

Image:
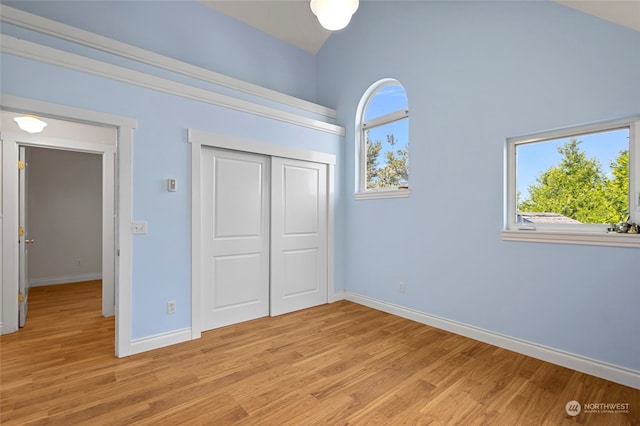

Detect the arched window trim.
[{"left": 355, "top": 78, "right": 410, "bottom": 200}]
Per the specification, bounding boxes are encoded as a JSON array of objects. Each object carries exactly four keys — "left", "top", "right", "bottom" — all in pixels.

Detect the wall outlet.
[
  {"left": 167, "top": 301, "right": 176, "bottom": 314},
  {"left": 399, "top": 282, "right": 406, "bottom": 293}
]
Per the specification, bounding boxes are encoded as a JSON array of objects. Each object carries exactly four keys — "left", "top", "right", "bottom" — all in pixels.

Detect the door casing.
[
  {"left": 3, "top": 129, "right": 115, "bottom": 325},
  {"left": 189, "top": 128, "right": 336, "bottom": 339},
  {"left": 18, "top": 146, "right": 28, "bottom": 327},
  {"left": 1, "top": 95, "right": 136, "bottom": 357}
]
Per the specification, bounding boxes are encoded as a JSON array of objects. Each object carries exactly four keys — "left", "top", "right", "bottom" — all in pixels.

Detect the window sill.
[
  {"left": 354, "top": 188, "right": 411, "bottom": 200},
  {"left": 501, "top": 229, "right": 640, "bottom": 248}
]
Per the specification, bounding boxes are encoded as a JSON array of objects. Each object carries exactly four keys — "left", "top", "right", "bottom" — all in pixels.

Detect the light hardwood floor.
[{"left": 1, "top": 281, "right": 638, "bottom": 425}]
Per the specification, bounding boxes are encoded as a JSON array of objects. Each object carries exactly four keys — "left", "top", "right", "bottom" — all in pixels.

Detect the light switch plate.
[
  {"left": 132, "top": 221, "right": 148, "bottom": 234},
  {"left": 168, "top": 178, "right": 177, "bottom": 192}
]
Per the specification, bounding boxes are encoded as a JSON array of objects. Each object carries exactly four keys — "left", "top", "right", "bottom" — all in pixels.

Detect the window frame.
[
  {"left": 355, "top": 79, "right": 410, "bottom": 200},
  {"left": 503, "top": 116, "right": 640, "bottom": 248}
]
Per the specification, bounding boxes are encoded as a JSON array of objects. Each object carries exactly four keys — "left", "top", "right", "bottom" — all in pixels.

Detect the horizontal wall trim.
[
  {"left": 0, "top": 5, "right": 336, "bottom": 120},
  {"left": 0, "top": 35, "right": 344, "bottom": 136},
  {"left": 345, "top": 292, "right": 640, "bottom": 390},
  {"left": 128, "top": 327, "right": 192, "bottom": 357},
  {"left": 30, "top": 273, "right": 102, "bottom": 287}
]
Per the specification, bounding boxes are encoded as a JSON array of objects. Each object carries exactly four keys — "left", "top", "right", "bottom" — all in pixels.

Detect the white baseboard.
[
  {"left": 330, "top": 291, "right": 346, "bottom": 302},
  {"left": 346, "top": 292, "right": 640, "bottom": 390},
  {"left": 127, "top": 328, "right": 192, "bottom": 357},
  {"left": 30, "top": 273, "right": 102, "bottom": 287}
]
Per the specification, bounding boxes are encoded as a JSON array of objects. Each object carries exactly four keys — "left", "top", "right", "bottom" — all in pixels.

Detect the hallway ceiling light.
[
  {"left": 13, "top": 115, "right": 47, "bottom": 134},
  {"left": 310, "top": 0, "right": 359, "bottom": 31}
]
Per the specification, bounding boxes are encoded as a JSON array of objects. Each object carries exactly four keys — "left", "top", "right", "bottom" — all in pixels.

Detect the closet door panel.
[
  {"left": 201, "top": 148, "right": 270, "bottom": 331},
  {"left": 271, "top": 158, "right": 327, "bottom": 316}
]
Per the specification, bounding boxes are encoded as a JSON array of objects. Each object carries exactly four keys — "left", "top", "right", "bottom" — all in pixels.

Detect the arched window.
[{"left": 356, "top": 79, "right": 409, "bottom": 198}]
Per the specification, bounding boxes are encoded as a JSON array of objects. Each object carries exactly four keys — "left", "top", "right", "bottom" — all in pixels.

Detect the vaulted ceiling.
[
  {"left": 200, "top": 1, "right": 640, "bottom": 54},
  {"left": 200, "top": 0, "right": 331, "bottom": 54}
]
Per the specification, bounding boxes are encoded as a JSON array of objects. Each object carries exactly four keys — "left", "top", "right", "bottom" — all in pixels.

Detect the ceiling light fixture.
[
  {"left": 310, "top": 0, "right": 359, "bottom": 31},
  {"left": 13, "top": 115, "right": 48, "bottom": 134}
]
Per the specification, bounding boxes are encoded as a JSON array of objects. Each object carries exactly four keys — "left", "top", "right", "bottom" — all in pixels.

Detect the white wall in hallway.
[{"left": 27, "top": 147, "right": 102, "bottom": 285}]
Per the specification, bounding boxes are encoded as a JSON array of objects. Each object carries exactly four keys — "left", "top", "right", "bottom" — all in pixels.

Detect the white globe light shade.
[
  {"left": 13, "top": 116, "right": 48, "bottom": 134},
  {"left": 310, "top": 0, "right": 359, "bottom": 31}
]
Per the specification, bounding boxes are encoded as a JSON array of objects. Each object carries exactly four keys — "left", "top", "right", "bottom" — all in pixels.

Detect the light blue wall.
[
  {"left": 4, "top": 0, "right": 318, "bottom": 102},
  {"left": 317, "top": 1, "right": 640, "bottom": 371},
  {"left": 1, "top": 53, "right": 341, "bottom": 339},
  {"left": 0, "top": 2, "right": 341, "bottom": 339},
  {"left": 2, "top": 0, "right": 638, "bottom": 373}
]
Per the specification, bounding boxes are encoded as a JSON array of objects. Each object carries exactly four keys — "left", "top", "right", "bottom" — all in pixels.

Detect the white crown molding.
[
  {"left": 346, "top": 292, "right": 640, "bottom": 390},
  {"left": 0, "top": 4, "right": 336, "bottom": 120},
  {"left": 0, "top": 35, "right": 344, "bottom": 136}
]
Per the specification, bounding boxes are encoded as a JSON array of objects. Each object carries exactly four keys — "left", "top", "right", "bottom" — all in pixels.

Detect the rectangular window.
[{"left": 503, "top": 117, "right": 640, "bottom": 247}]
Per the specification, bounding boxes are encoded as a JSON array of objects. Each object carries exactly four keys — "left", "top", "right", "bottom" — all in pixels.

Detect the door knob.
[{"left": 26, "top": 239, "right": 35, "bottom": 244}]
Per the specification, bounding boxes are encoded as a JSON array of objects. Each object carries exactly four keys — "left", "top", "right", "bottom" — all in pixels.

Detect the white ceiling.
[
  {"left": 200, "top": 0, "right": 331, "bottom": 54},
  {"left": 201, "top": 0, "right": 640, "bottom": 54},
  {"left": 558, "top": 1, "right": 640, "bottom": 33}
]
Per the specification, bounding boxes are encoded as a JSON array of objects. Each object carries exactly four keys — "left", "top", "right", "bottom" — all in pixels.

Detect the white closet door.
[
  {"left": 271, "top": 157, "right": 327, "bottom": 316},
  {"left": 201, "top": 148, "right": 270, "bottom": 331}
]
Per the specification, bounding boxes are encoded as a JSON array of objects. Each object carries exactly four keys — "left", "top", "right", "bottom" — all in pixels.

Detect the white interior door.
[
  {"left": 18, "top": 146, "right": 30, "bottom": 327},
  {"left": 270, "top": 157, "right": 327, "bottom": 316},
  {"left": 201, "top": 148, "right": 270, "bottom": 331}
]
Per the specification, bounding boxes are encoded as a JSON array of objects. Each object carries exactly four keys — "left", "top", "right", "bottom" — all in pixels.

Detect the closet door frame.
[{"left": 188, "top": 129, "right": 335, "bottom": 339}]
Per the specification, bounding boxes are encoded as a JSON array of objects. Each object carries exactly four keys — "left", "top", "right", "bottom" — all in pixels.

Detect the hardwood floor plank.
[{"left": 1, "top": 281, "right": 638, "bottom": 425}]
